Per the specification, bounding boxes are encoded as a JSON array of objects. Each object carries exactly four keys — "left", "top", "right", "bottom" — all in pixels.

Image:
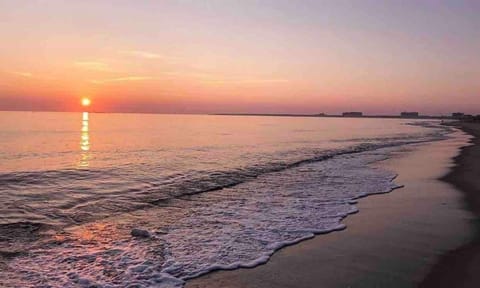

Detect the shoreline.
[
  {"left": 420, "top": 122, "right": 480, "bottom": 288},
  {"left": 187, "top": 127, "right": 475, "bottom": 288},
  {"left": 212, "top": 113, "right": 452, "bottom": 120}
]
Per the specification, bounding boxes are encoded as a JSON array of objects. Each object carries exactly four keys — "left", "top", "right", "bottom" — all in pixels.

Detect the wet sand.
[
  {"left": 420, "top": 122, "right": 480, "bottom": 288},
  {"left": 187, "top": 129, "right": 475, "bottom": 288}
]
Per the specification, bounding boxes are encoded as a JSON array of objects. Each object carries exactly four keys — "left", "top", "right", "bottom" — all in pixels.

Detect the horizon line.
[{"left": 1, "top": 109, "right": 476, "bottom": 118}]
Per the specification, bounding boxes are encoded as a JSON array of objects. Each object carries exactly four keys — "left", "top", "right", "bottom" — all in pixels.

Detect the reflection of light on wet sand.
[
  {"left": 79, "top": 112, "right": 91, "bottom": 168},
  {"left": 71, "top": 223, "right": 114, "bottom": 243}
]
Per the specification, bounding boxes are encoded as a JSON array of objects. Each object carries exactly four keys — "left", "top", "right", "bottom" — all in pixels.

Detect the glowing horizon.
[{"left": 1, "top": 1, "right": 479, "bottom": 115}]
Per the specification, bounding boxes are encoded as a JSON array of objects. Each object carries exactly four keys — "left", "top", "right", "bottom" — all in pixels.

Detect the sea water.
[{"left": 0, "top": 112, "right": 452, "bottom": 287}]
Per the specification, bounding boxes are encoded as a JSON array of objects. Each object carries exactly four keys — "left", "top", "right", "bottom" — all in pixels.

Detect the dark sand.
[
  {"left": 420, "top": 122, "right": 480, "bottom": 288},
  {"left": 187, "top": 128, "right": 475, "bottom": 288}
]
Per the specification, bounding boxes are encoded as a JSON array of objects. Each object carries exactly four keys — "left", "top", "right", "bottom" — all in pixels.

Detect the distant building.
[
  {"left": 400, "top": 112, "right": 419, "bottom": 118},
  {"left": 452, "top": 112, "right": 465, "bottom": 119},
  {"left": 316, "top": 113, "right": 326, "bottom": 116},
  {"left": 342, "top": 112, "right": 363, "bottom": 117}
]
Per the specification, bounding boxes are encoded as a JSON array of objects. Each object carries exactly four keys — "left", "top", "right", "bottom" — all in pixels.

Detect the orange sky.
[{"left": 1, "top": 1, "right": 479, "bottom": 115}]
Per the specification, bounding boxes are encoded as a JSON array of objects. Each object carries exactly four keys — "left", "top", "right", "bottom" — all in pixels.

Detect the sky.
[{"left": 0, "top": 0, "right": 479, "bottom": 115}]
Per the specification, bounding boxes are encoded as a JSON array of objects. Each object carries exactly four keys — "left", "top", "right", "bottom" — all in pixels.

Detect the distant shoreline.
[{"left": 212, "top": 113, "right": 452, "bottom": 120}]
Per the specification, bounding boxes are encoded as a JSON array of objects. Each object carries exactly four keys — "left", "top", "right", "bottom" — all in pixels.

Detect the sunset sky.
[{"left": 0, "top": 0, "right": 479, "bottom": 115}]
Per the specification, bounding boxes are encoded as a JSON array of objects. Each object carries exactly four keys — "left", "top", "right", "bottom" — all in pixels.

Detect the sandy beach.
[
  {"left": 187, "top": 126, "right": 477, "bottom": 288},
  {"left": 420, "top": 122, "right": 480, "bottom": 288}
]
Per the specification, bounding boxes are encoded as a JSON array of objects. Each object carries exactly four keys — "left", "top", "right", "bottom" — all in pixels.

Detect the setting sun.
[{"left": 81, "top": 98, "right": 91, "bottom": 107}]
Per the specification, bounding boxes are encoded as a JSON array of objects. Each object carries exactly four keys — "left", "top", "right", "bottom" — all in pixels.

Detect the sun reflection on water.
[{"left": 79, "top": 112, "right": 90, "bottom": 168}]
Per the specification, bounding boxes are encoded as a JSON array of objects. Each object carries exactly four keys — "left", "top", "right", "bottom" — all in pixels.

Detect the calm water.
[{"left": 0, "top": 112, "right": 451, "bottom": 287}]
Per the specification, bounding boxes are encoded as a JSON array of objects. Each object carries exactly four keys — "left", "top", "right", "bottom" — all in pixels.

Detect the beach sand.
[
  {"left": 187, "top": 128, "right": 476, "bottom": 288},
  {"left": 420, "top": 122, "right": 480, "bottom": 288}
]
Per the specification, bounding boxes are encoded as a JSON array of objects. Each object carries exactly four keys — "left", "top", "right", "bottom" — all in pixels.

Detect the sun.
[{"left": 81, "top": 98, "right": 91, "bottom": 107}]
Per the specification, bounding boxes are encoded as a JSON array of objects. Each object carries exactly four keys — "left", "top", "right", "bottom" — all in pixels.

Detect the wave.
[
  {"left": 0, "top": 122, "right": 451, "bottom": 232},
  {"left": 2, "top": 143, "right": 407, "bottom": 288}
]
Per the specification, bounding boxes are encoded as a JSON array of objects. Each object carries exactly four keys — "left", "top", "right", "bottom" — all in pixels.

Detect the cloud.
[
  {"left": 74, "top": 61, "right": 112, "bottom": 72},
  {"left": 8, "top": 71, "right": 55, "bottom": 80},
  {"left": 90, "top": 76, "right": 154, "bottom": 84},
  {"left": 119, "top": 50, "right": 181, "bottom": 62},
  {"left": 119, "top": 50, "right": 162, "bottom": 59},
  {"left": 202, "top": 78, "right": 290, "bottom": 84},
  {"left": 11, "top": 71, "right": 33, "bottom": 77}
]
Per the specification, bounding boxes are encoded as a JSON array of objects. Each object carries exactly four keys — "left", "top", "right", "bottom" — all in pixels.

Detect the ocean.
[{"left": 0, "top": 112, "right": 452, "bottom": 287}]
